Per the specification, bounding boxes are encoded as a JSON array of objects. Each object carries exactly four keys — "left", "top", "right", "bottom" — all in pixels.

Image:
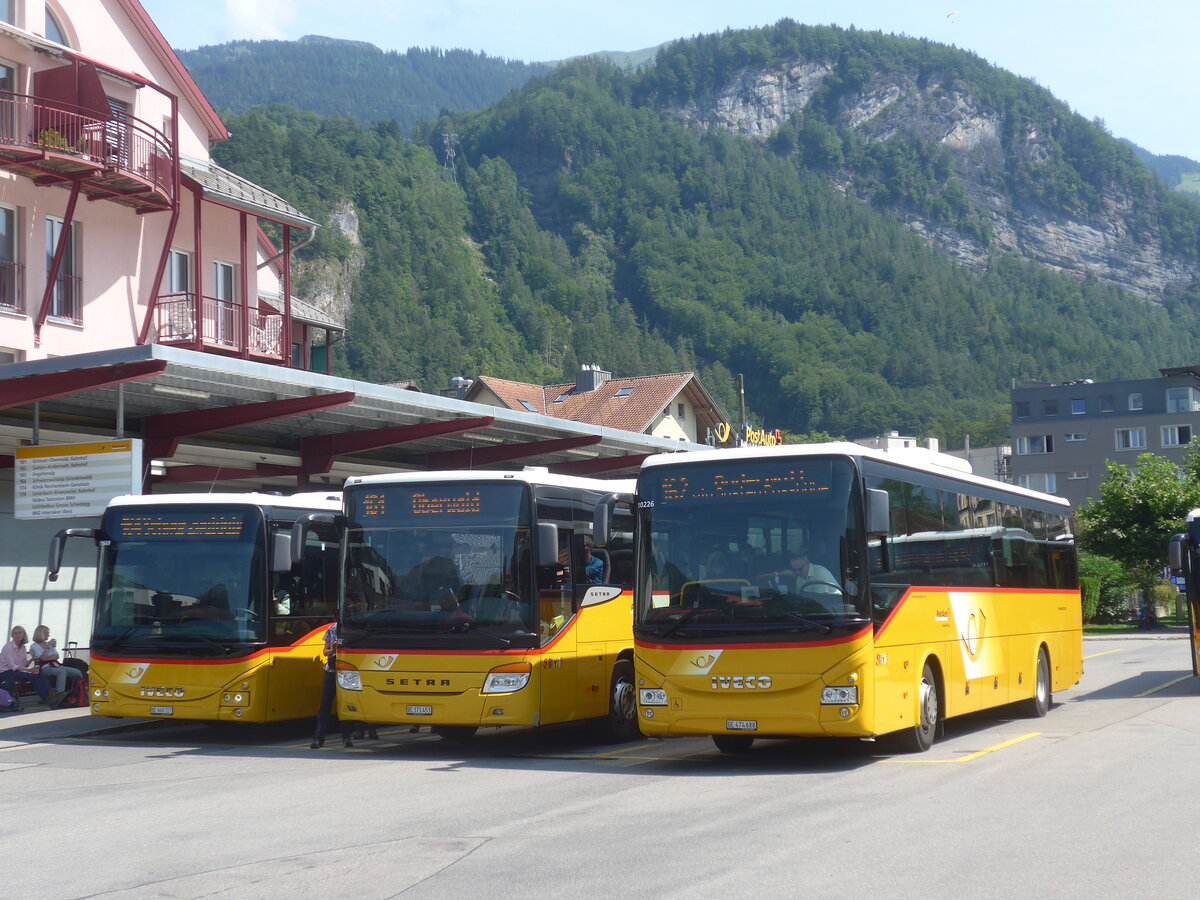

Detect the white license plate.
[
  {"left": 726, "top": 719, "right": 757, "bottom": 731},
  {"left": 149, "top": 706, "right": 174, "bottom": 716},
  {"left": 406, "top": 705, "right": 433, "bottom": 716}
]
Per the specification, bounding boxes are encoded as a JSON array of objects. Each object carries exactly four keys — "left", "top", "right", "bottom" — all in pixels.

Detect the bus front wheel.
[
  {"left": 712, "top": 734, "right": 754, "bottom": 754},
  {"left": 892, "top": 661, "right": 939, "bottom": 753},
  {"left": 595, "top": 659, "right": 639, "bottom": 743},
  {"left": 1018, "top": 647, "right": 1052, "bottom": 718}
]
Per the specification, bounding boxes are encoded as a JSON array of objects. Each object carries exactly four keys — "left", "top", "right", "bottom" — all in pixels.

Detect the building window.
[
  {"left": 0, "top": 61, "right": 16, "bottom": 142},
  {"left": 1098, "top": 394, "right": 1115, "bottom": 412},
  {"left": 1043, "top": 399, "right": 1058, "bottom": 417},
  {"left": 518, "top": 400, "right": 538, "bottom": 413},
  {"left": 46, "top": 217, "right": 80, "bottom": 323},
  {"left": 1068, "top": 471, "right": 1089, "bottom": 480},
  {"left": 167, "top": 249, "right": 191, "bottom": 294},
  {"left": 1, "top": 1, "right": 13, "bottom": 25},
  {"left": 1017, "top": 473, "right": 1056, "bottom": 494},
  {"left": 1014, "top": 401, "right": 1030, "bottom": 418},
  {"left": 0, "top": 347, "right": 20, "bottom": 364},
  {"left": 1063, "top": 433, "right": 1087, "bottom": 442},
  {"left": 553, "top": 392, "right": 570, "bottom": 403},
  {"left": 1070, "top": 398, "right": 1086, "bottom": 415},
  {"left": 677, "top": 402, "right": 686, "bottom": 420},
  {"left": 0, "top": 203, "right": 19, "bottom": 314},
  {"left": 1016, "top": 435, "right": 1053, "bottom": 455},
  {"left": 614, "top": 387, "right": 633, "bottom": 398},
  {"left": 1128, "top": 392, "right": 1143, "bottom": 411},
  {"left": 1165, "top": 386, "right": 1200, "bottom": 414},
  {"left": 45, "top": 7, "right": 69, "bottom": 46},
  {"left": 1115, "top": 427, "right": 1146, "bottom": 451},
  {"left": 1161, "top": 425, "right": 1193, "bottom": 448}
]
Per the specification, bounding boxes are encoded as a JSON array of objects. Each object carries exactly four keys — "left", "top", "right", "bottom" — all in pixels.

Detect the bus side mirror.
[
  {"left": 866, "top": 489, "right": 890, "bottom": 537},
  {"left": 271, "top": 531, "right": 294, "bottom": 573},
  {"left": 592, "top": 492, "right": 633, "bottom": 548},
  {"left": 1169, "top": 533, "right": 1187, "bottom": 576},
  {"left": 47, "top": 528, "right": 96, "bottom": 582},
  {"left": 291, "top": 513, "right": 340, "bottom": 566},
  {"left": 537, "top": 522, "right": 559, "bottom": 565}
]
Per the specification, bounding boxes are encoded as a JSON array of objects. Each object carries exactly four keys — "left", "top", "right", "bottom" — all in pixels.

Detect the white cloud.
[{"left": 222, "top": 0, "right": 296, "bottom": 41}]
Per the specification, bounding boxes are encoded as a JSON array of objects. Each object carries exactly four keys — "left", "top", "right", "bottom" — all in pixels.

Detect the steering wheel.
[
  {"left": 233, "top": 607, "right": 259, "bottom": 622},
  {"left": 798, "top": 580, "right": 843, "bottom": 594}
]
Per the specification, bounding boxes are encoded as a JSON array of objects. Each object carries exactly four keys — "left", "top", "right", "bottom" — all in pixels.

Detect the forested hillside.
[
  {"left": 207, "top": 22, "right": 1200, "bottom": 445},
  {"left": 178, "top": 37, "right": 550, "bottom": 132}
]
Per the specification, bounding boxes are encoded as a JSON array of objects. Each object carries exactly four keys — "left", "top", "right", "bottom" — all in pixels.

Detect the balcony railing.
[
  {"left": 155, "top": 293, "right": 285, "bottom": 360},
  {"left": 0, "top": 91, "right": 174, "bottom": 210},
  {"left": 0, "top": 259, "right": 22, "bottom": 314}
]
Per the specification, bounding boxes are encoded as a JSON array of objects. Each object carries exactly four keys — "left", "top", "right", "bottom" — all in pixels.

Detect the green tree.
[
  {"left": 1077, "top": 449, "right": 1200, "bottom": 589},
  {"left": 1076, "top": 553, "right": 1134, "bottom": 623}
]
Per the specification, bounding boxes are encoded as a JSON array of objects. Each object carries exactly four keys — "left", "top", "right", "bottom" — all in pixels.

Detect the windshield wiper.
[
  {"left": 96, "top": 624, "right": 154, "bottom": 652},
  {"left": 654, "top": 607, "right": 715, "bottom": 639},
  {"left": 776, "top": 611, "right": 834, "bottom": 635}
]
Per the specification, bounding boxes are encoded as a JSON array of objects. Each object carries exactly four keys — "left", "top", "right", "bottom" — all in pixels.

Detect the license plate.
[
  {"left": 149, "top": 706, "right": 174, "bottom": 716},
  {"left": 726, "top": 719, "right": 757, "bottom": 731},
  {"left": 406, "top": 705, "right": 433, "bottom": 716}
]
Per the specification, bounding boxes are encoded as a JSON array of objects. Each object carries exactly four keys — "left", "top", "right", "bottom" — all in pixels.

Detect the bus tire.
[
  {"left": 1018, "top": 647, "right": 1052, "bottom": 718},
  {"left": 892, "top": 661, "right": 939, "bottom": 753},
  {"left": 433, "top": 725, "right": 478, "bottom": 742},
  {"left": 595, "top": 659, "right": 639, "bottom": 743},
  {"left": 712, "top": 734, "right": 754, "bottom": 754}
]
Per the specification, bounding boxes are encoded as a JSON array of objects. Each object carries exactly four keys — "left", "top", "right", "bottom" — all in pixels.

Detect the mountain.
[
  {"left": 177, "top": 37, "right": 552, "bottom": 132},
  {"left": 1123, "top": 140, "right": 1200, "bottom": 196},
  {"left": 207, "top": 22, "right": 1200, "bottom": 445}
]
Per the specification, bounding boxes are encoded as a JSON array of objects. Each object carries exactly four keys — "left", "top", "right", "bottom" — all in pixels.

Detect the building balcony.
[
  {"left": 0, "top": 91, "right": 174, "bottom": 213},
  {"left": 154, "top": 292, "right": 286, "bottom": 362}
]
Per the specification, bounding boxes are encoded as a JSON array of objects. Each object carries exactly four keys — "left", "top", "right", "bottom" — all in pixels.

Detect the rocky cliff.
[{"left": 673, "top": 62, "right": 1198, "bottom": 299}]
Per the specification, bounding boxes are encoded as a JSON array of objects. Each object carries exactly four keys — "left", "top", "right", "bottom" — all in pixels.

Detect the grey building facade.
[{"left": 1010, "top": 367, "right": 1200, "bottom": 510}]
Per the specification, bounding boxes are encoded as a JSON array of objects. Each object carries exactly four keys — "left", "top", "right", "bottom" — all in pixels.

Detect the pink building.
[{"left": 0, "top": 0, "right": 340, "bottom": 370}]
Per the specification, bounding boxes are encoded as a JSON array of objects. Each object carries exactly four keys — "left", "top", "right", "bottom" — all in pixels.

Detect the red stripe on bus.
[
  {"left": 91, "top": 622, "right": 331, "bottom": 665},
  {"left": 635, "top": 624, "right": 872, "bottom": 652}
]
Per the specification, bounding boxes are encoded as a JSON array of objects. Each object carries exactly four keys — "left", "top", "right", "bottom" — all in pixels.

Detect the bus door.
[
  {"left": 1170, "top": 523, "right": 1200, "bottom": 676},
  {"left": 536, "top": 521, "right": 579, "bottom": 724}
]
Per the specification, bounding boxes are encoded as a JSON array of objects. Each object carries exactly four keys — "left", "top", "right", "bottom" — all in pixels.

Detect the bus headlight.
[
  {"left": 639, "top": 688, "right": 668, "bottom": 706},
  {"left": 821, "top": 686, "right": 858, "bottom": 705},
  {"left": 482, "top": 662, "right": 531, "bottom": 694},
  {"left": 337, "top": 670, "right": 362, "bottom": 691}
]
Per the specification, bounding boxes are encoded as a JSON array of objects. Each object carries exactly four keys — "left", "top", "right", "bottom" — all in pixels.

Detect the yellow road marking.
[
  {"left": 1084, "top": 648, "right": 1124, "bottom": 660},
  {"left": 884, "top": 731, "right": 1041, "bottom": 764},
  {"left": 1135, "top": 675, "right": 1191, "bottom": 697}
]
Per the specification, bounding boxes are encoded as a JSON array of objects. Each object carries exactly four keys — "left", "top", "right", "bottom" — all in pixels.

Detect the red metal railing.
[
  {"left": 154, "top": 293, "right": 284, "bottom": 359},
  {"left": 0, "top": 90, "right": 174, "bottom": 202},
  {"left": 0, "top": 259, "right": 22, "bottom": 313}
]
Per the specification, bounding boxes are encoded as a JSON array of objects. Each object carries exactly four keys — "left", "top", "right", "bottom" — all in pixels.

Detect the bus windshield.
[
  {"left": 341, "top": 482, "right": 537, "bottom": 649},
  {"left": 94, "top": 506, "right": 267, "bottom": 652},
  {"left": 635, "top": 455, "right": 867, "bottom": 641}
]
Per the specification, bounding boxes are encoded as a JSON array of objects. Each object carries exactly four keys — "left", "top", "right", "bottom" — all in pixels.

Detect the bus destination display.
[
  {"left": 112, "top": 511, "right": 250, "bottom": 540},
  {"left": 358, "top": 490, "right": 484, "bottom": 518},
  {"left": 658, "top": 467, "right": 832, "bottom": 503}
]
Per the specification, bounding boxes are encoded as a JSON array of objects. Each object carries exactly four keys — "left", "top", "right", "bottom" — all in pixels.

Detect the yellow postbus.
[
  {"left": 621, "top": 443, "right": 1082, "bottom": 753},
  {"left": 1169, "top": 510, "right": 1200, "bottom": 675},
  {"left": 295, "top": 469, "right": 638, "bottom": 742},
  {"left": 48, "top": 491, "right": 342, "bottom": 722}
]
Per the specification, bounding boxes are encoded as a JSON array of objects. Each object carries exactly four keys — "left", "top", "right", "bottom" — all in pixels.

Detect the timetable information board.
[{"left": 14, "top": 440, "right": 142, "bottom": 519}]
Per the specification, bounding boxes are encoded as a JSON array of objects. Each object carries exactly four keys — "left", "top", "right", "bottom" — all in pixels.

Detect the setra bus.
[
  {"left": 294, "top": 468, "right": 638, "bottom": 742},
  {"left": 1168, "top": 511, "right": 1200, "bottom": 676},
  {"left": 48, "top": 491, "right": 342, "bottom": 722},
  {"left": 613, "top": 442, "right": 1081, "bottom": 753}
]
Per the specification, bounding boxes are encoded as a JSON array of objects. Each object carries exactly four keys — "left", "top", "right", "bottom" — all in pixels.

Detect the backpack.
[{"left": 0, "top": 687, "right": 15, "bottom": 711}]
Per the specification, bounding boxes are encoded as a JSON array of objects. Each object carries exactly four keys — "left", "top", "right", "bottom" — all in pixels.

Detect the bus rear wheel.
[
  {"left": 433, "top": 725, "right": 478, "bottom": 742},
  {"left": 1018, "top": 647, "right": 1052, "bottom": 718},
  {"left": 594, "top": 659, "right": 639, "bottom": 743},
  {"left": 712, "top": 734, "right": 754, "bottom": 754},
  {"left": 891, "top": 661, "right": 938, "bottom": 753}
]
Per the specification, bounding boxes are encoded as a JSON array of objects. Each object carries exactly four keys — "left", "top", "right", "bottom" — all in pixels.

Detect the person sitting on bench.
[{"left": 0, "top": 626, "right": 67, "bottom": 709}]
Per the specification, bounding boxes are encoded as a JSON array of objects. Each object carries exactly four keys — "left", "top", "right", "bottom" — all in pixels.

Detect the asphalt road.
[{"left": 3, "top": 635, "right": 1196, "bottom": 899}]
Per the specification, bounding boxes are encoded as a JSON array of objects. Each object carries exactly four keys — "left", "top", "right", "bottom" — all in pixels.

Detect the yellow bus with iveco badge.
[
  {"left": 616, "top": 442, "right": 1081, "bottom": 753},
  {"left": 294, "top": 469, "right": 638, "bottom": 742},
  {"left": 49, "top": 492, "right": 342, "bottom": 722}
]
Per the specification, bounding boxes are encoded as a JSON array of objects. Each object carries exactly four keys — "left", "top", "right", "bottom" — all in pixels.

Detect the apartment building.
[
  {"left": 0, "top": 0, "right": 340, "bottom": 369},
  {"left": 1009, "top": 367, "right": 1200, "bottom": 509}
]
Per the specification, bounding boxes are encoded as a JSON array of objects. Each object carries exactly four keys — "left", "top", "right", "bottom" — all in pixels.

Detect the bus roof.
[
  {"left": 106, "top": 492, "right": 343, "bottom": 512},
  {"left": 345, "top": 468, "right": 634, "bottom": 494},
  {"left": 640, "top": 443, "right": 1071, "bottom": 509}
]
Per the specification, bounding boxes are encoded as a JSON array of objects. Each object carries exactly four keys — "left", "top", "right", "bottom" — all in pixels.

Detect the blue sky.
[{"left": 139, "top": 0, "right": 1199, "bottom": 160}]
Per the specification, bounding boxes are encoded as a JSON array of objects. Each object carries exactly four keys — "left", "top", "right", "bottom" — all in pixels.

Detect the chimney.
[{"left": 575, "top": 364, "right": 612, "bottom": 393}]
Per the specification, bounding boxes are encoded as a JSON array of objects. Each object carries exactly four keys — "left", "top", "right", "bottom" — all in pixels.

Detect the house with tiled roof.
[
  {"left": 464, "top": 365, "right": 729, "bottom": 444},
  {"left": 0, "top": 0, "right": 342, "bottom": 370}
]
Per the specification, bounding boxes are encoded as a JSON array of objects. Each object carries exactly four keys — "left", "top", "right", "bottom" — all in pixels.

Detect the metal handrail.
[
  {"left": 154, "top": 293, "right": 285, "bottom": 358},
  {"left": 0, "top": 259, "right": 22, "bottom": 313}
]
